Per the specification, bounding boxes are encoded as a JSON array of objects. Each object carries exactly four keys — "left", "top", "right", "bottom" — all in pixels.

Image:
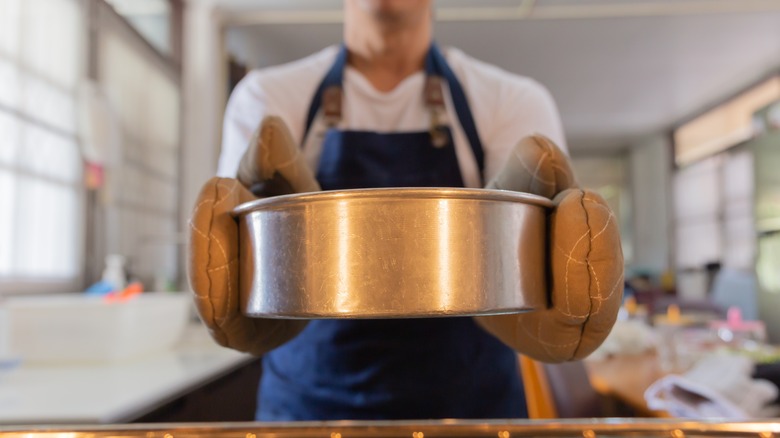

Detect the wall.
[
  {"left": 179, "top": 1, "right": 226, "bottom": 288},
  {"left": 89, "top": 2, "right": 182, "bottom": 290}
]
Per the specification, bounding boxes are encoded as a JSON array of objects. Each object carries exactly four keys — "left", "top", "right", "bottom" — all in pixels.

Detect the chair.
[
  {"left": 709, "top": 267, "right": 759, "bottom": 320},
  {"left": 650, "top": 296, "right": 725, "bottom": 319},
  {"left": 520, "top": 355, "right": 604, "bottom": 418},
  {"left": 519, "top": 355, "right": 558, "bottom": 418}
]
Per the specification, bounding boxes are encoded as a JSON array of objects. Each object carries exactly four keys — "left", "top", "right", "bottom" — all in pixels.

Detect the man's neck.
[{"left": 344, "top": 15, "right": 431, "bottom": 92}]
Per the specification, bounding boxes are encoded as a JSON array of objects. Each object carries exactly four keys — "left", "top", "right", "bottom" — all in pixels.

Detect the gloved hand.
[
  {"left": 475, "top": 135, "right": 624, "bottom": 362},
  {"left": 188, "top": 116, "right": 320, "bottom": 355}
]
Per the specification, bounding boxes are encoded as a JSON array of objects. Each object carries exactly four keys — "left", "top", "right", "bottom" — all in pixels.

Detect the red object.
[
  {"left": 84, "top": 161, "right": 105, "bottom": 189},
  {"left": 710, "top": 306, "right": 765, "bottom": 332},
  {"left": 104, "top": 282, "right": 144, "bottom": 303}
]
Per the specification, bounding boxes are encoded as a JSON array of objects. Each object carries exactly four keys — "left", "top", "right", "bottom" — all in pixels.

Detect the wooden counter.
[{"left": 585, "top": 352, "right": 669, "bottom": 417}]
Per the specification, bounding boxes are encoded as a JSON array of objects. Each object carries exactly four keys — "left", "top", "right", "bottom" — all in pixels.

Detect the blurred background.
[
  {"left": 2, "top": 0, "right": 778, "bottom": 336},
  {"left": 1, "top": 0, "right": 780, "bottom": 425}
]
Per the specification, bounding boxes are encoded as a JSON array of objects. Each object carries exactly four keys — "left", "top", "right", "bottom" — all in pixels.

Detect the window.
[
  {"left": 674, "top": 76, "right": 780, "bottom": 167},
  {"left": 104, "top": 0, "right": 173, "bottom": 57},
  {"left": 0, "top": 0, "right": 85, "bottom": 290},
  {"left": 674, "top": 149, "right": 756, "bottom": 271}
]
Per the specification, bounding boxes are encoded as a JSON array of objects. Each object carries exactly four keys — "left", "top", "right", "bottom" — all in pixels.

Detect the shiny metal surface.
[
  {"left": 234, "top": 187, "right": 552, "bottom": 319},
  {"left": 3, "top": 420, "right": 780, "bottom": 437}
]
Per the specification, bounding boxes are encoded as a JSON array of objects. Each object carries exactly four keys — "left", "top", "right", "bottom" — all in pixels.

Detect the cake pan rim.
[{"left": 232, "top": 187, "right": 553, "bottom": 217}]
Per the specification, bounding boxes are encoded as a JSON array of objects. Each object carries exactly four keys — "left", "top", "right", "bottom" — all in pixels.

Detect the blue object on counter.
[
  {"left": 85, "top": 281, "right": 115, "bottom": 296},
  {"left": 0, "top": 355, "right": 20, "bottom": 372}
]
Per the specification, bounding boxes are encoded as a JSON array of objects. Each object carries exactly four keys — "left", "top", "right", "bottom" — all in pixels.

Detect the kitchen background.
[
  {"left": 3, "top": 0, "right": 778, "bottom": 334},
  {"left": 1, "top": 0, "right": 780, "bottom": 425}
]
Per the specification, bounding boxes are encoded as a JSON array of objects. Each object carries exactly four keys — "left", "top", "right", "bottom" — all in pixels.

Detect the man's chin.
[{"left": 357, "top": 0, "right": 427, "bottom": 24}]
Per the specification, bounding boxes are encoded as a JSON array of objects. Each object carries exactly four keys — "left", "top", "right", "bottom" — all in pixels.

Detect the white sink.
[{"left": 5, "top": 293, "right": 191, "bottom": 364}]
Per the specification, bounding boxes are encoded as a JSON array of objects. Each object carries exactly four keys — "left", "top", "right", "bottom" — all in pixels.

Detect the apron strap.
[
  {"left": 303, "top": 43, "right": 486, "bottom": 184},
  {"left": 303, "top": 45, "right": 349, "bottom": 142},
  {"left": 428, "top": 44, "right": 485, "bottom": 183}
]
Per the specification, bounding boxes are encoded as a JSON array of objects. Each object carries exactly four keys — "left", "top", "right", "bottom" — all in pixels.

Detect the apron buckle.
[
  {"left": 426, "top": 76, "right": 449, "bottom": 148},
  {"left": 430, "top": 125, "right": 450, "bottom": 148},
  {"left": 323, "top": 85, "right": 343, "bottom": 127}
]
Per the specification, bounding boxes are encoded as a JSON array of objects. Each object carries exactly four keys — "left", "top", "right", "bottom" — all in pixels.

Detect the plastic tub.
[{"left": 5, "top": 293, "right": 190, "bottom": 364}]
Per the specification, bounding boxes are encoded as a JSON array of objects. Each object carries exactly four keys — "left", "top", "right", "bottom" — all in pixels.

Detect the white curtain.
[
  {"left": 674, "top": 149, "right": 757, "bottom": 270},
  {"left": 721, "top": 150, "right": 756, "bottom": 270},
  {"left": 0, "top": 0, "right": 85, "bottom": 284},
  {"left": 674, "top": 156, "right": 723, "bottom": 269}
]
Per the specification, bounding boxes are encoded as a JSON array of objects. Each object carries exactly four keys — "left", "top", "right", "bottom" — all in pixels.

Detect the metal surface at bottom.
[
  {"left": 3, "top": 419, "right": 780, "bottom": 437},
  {"left": 233, "top": 188, "right": 552, "bottom": 319}
]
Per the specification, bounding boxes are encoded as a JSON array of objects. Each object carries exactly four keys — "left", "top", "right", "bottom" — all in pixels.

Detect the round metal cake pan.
[{"left": 233, "top": 187, "right": 552, "bottom": 319}]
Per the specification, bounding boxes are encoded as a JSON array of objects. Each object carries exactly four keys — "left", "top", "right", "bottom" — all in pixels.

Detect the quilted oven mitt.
[
  {"left": 476, "top": 135, "right": 624, "bottom": 362},
  {"left": 188, "top": 116, "right": 320, "bottom": 355}
]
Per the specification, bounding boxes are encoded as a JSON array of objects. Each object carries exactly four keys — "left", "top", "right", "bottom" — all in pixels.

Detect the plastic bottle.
[
  {"left": 710, "top": 307, "right": 767, "bottom": 346},
  {"left": 101, "top": 254, "right": 127, "bottom": 291}
]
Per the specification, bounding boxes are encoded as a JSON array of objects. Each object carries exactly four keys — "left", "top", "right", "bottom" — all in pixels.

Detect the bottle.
[
  {"left": 710, "top": 307, "right": 767, "bottom": 347},
  {"left": 101, "top": 254, "right": 127, "bottom": 291}
]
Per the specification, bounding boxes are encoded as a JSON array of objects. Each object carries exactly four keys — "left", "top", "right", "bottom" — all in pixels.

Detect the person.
[{"left": 188, "top": 0, "right": 623, "bottom": 421}]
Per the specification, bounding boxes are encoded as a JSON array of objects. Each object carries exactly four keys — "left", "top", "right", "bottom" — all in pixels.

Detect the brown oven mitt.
[
  {"left": 188, "top": 116, "right": 320, "bottom": 356},
  {"left": 475, "top": 135, "right": 624, "bottom": 362}
]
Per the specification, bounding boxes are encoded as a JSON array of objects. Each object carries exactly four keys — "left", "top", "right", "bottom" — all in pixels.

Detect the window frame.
[{"left": 84, "top": 0, "right": 183, "bottom": 289}]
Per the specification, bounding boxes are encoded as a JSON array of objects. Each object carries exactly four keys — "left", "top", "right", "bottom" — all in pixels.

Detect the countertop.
[
  {"left": 3, "top": 419, "right": 780, "bottom": 437},
  {"left": 0, "top": 323, "right": 255, "bottom": 425},
  {"left": 584, "top": 352, "right": 669, "bottom": 417}
]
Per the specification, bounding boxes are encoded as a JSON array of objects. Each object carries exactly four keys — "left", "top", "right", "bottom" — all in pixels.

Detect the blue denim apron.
[{"left": 257, "top": 44, "right": 527, "bottom": 421}]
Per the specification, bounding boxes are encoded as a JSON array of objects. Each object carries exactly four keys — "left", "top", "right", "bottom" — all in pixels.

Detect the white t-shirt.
[{"left": 218, "top": 45, "right": 566, "bottom": 188}]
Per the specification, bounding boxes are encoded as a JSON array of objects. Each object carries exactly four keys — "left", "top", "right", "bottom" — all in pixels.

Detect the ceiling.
[{"left": 216, "top": 0, "right": 780, "bottom": 152}]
